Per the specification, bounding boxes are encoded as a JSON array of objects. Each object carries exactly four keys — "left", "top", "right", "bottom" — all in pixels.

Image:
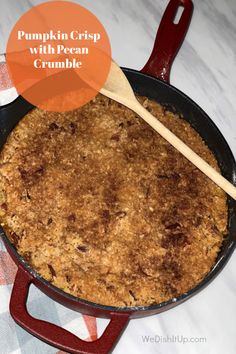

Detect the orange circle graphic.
[{"left": 6, "top": 1, "right": 111, "bottom": 112}]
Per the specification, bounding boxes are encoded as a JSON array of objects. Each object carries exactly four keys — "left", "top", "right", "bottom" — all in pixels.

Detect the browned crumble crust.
[{"left": 0, "top": 94, "right": 228, "bottom": 307}]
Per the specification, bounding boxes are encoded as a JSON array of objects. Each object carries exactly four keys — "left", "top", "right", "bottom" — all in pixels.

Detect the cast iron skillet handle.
[
  {"left": 141, "top": 0, "right": 193, "bottom": 82},
  {"left": 10, "top": 266, "right": 130, "bottom": 354}
]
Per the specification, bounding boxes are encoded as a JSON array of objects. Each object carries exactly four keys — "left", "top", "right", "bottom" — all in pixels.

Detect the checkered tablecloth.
[{"left": 0, "top": 56, "right": 98, "bottom": 354}]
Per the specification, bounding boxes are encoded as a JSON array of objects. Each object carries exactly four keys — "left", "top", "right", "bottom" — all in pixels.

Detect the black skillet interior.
[{"left": 0, "top": 68, "right": 236, "bottom": 295}]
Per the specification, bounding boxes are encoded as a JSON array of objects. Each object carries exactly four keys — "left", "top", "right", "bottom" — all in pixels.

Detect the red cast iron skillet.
[{"left": 0, "top": 0, "right": 236, "bottom": 353}]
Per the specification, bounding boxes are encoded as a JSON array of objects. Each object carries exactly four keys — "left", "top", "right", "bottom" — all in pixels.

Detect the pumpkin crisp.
[{"left": 0, "top": 94, "right": 228, "bottom": 307}]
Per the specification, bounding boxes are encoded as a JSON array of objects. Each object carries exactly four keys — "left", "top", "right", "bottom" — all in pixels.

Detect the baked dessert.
[{"left": 0, "top": 94, "right": 228, "bottom": 307}]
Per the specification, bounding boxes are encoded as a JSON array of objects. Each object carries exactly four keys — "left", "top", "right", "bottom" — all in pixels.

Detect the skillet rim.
[{"left": 0, "top": 67, "right": 236, "bottom": 314}]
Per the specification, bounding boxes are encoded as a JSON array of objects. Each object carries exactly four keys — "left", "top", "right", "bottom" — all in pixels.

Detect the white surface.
[{"left": 0, "top": 0, "right": 236, "bottom": 353}]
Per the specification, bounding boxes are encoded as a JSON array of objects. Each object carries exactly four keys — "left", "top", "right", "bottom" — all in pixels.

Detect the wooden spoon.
[{"left": 100, "top": 60, "right": 236, "bottom": 200}]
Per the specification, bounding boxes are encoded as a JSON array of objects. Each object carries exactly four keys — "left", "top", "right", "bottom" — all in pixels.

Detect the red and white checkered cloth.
[{"left": 0, "top": 56, "right": 98, "bottom": 354}]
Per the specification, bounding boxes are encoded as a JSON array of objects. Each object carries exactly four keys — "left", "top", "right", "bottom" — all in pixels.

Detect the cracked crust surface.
[{"left": 0, "top": 94, "right": 228, "bottom": 307}]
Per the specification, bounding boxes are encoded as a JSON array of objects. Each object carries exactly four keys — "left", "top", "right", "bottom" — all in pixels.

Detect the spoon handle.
[{"left": 133, "top": 102, "right": 236, "bottom": 200}]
